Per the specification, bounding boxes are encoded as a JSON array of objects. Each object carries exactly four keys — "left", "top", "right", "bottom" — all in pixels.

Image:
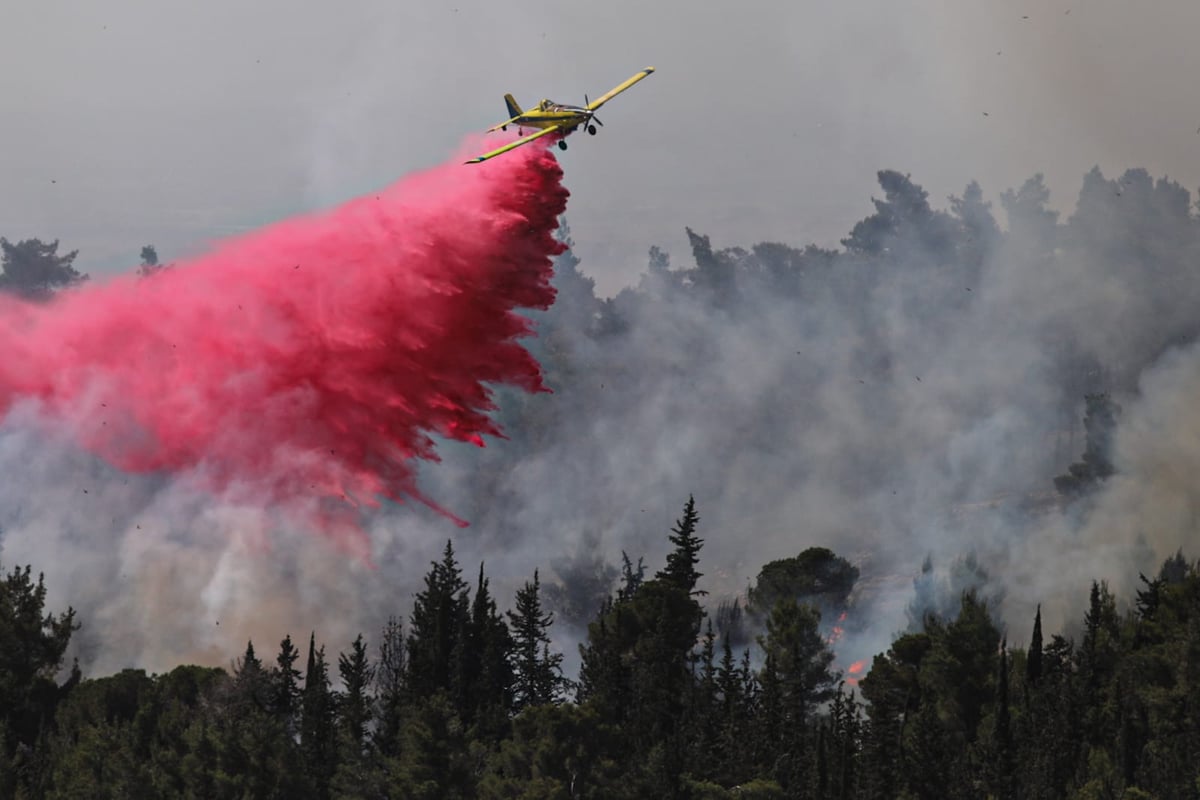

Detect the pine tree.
[
  {"left": 463, "top": 563, "right": 514, "bottom": 738},
  {"left": 1054, "top": 393, "right": 1121, "bottom": 497},
  {"left": 716, "top": 633, "right": 739, "bottom": 717},
  {"left": 137, "top": 244, "right": 166, "bottom": 277},
  {"left": 338, "top": 634, "right": 375, "bottom": 752},
  {"left": 576, "top": 597, "right": 629, "bottom": 720},
  {"left": 755, "top": 647, "right": 787, "bottom": 778},
  {"left": 1000, "top": 173, "right": 1059, "bottom": 249},
  {"left": 1134, "top": 572, "right": 1163, "bottom": 621},
  {"left": 758, "top": 597, "right": 835, "bottom": 791},
  {"left": 827, "top": 684, "right": 861, "bottom": 800},
  {"left": 859, "top": 635, "right": 928, "bottom": 799},
  {"left": 815, "top": 722, "right": 830, "bottom": 799},
  {"left": 905, "top": 705, "right": 952, "bottom": 798},
  {"left": 656, "top": 495, "right": 705, "bottom": 596},
  {"left": 331, "top": 634, "right": 376, "bottom": 794},
  {"left": 1081, "top": 581, "right": 1120, "bottom": 688},
  {"left": 374, "top": 616, "right": 406, "bottom": 758},
  {"left": 391, "top": 692, "right": 475, "bottom": 798},
  {"left": 232, "top": 640, "right": 269, "bottom": 714},
  {"left": 840, "top": 170, "right": 957, "bottom": 262},
  {"left": 713, "top": 633, "right": 753, "bottom": 785},
  {"left": 406, "top": 540, "right": 470, "bottom": 701},
  {"left": 992, "top": 637, "right": 1014, "bottom": 800},
  {"left": 750, "top": 546, "right": 860, "bottom": 622},
  {"left": 618, "top": 550, "right": 646, "bottom": 601},
  {"left": 0, "top": 237, "right": 87, "bottom": 299},
  {"left": 273, "top": 635, "right": 303, "bottom": 733},
  {"left": 1078, "top": 580, "right": 1121, "bottom": 756},
  {"left": 688, "top": 619, "right": 719, "bottom": 778},
  {"left": 508, "top": 569, "right": 565, "bottom": 712},
  {"left": 684, "top": 227, "right": 739, "bottom": 307},
  {"left": 0, "top": 563, "right": 78, "bottom": 763},
  {"left": 757, "top": 597, "right": 838, "bottom": 730},
  {"left": 301, "top": 633, "right": 337, "bottom": 798},
  {"left": 949, "top": 179, "right": 1001, "bottom": 280}
]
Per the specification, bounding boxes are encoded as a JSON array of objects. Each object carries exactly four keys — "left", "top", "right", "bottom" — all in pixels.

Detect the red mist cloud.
[{"left": 0, "top": 140, "right": 569, "bottom": 558}]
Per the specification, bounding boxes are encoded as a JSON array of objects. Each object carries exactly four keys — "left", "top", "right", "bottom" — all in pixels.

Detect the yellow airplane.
[{"left": 465, "top": 67, "right": 655, "bottom": 164}]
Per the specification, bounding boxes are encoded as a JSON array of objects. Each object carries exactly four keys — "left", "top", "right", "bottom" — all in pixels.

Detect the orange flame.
[{"left": 825, "top": 610, "right": 850, "bottom": 646}]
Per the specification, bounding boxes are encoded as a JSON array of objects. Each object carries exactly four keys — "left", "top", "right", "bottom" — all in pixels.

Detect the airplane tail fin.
[{"left": 504, "top": 94, "right": 522, "bottom": 118}]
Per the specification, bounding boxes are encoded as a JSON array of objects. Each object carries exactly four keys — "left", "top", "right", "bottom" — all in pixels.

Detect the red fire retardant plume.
[{"left": 0, "top": 140, "right": 569, "bottom": 558}]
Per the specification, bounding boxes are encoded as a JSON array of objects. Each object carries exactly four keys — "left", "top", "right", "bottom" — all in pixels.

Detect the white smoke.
[{"left": 3, "top": 164, "right": 1200, "bottom": 684}]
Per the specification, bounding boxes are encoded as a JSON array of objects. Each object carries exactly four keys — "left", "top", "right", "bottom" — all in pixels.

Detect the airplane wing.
[
  {"left": 585, "top": 67, "right": 655, "bottom": 111},
  {"left": 486, "top": 116, "right": 521, "bottom": 133},
  {"left": 465, "top": 125, "right": 563, "bottom": 164}
]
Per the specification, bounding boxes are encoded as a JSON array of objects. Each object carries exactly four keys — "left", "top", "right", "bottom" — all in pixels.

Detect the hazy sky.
[
  {"left": 5, "top": 0, "right": 1200, "bottom": 674},
  {"left": 4, "top": 0, "right": 1200, "bottom": 296}
]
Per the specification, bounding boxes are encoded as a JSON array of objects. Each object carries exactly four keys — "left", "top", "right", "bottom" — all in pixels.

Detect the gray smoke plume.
[{"left": 4, "top": 164, "right": 1200, "bottom": 680}]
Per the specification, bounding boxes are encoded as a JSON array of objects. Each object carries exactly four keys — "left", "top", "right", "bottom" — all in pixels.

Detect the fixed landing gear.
[
  {"left": 501, "top": 125, "right": 507, "bottom": 131},
  {"left": 587, "top": 124, "right": 597, "bottom": 135},
  {"left": 558, "top": 140, "right": 568, "bottom": 151}
]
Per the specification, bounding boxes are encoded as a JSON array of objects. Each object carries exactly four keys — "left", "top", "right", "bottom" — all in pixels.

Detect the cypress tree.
[{"left": 1026, "top": 604, "right": 1043, "bottom": 686}]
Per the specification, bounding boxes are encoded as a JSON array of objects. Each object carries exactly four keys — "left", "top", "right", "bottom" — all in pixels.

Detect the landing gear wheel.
[
  {"left": 587, "top": 124, "right": 597, "bottom": 135},
  {"left": 501, "top": 125, "right": 507, "bottom": 131},
  {"left": 557, "top": 140, "right": 568, "bottom": 151}
]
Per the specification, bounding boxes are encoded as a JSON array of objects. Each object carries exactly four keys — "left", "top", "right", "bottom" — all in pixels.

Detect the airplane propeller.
[{"left": 584, "top": 94, "right": 604, "bottom": 127}]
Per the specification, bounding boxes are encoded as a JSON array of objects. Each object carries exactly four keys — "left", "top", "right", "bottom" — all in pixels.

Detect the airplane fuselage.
[{"left": 505, "top": 101, "right": 592, "bottom": 133}]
